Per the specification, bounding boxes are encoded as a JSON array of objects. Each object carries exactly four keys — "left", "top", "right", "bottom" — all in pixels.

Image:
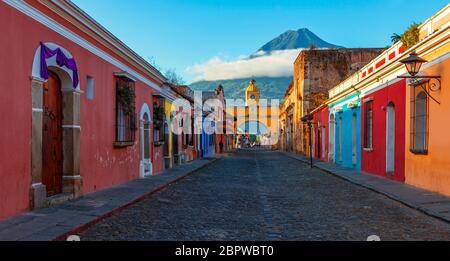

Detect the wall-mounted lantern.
[
  {"left": 400, "top": 51, "right": 427, "bottom": 77},
  {"left": 398, "top": 50, "right": 441, "bottom": 104}
]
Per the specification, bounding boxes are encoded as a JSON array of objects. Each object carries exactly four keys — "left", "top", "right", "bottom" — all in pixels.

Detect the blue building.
[
  {"left": 329, "top": 93, "right": 362, "bottom": 170},
  {"left": 200, "top": 116, "right": 216, "bottom": 157}
]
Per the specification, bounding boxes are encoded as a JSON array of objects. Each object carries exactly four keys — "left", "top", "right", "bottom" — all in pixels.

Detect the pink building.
[{"left": 0, "top": 1, "right": 168, "bottom": 220}]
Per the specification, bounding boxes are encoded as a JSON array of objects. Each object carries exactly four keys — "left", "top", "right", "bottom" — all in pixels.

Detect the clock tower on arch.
[{"left": 245, "top": 79, "right": 260, "bottom": 106}]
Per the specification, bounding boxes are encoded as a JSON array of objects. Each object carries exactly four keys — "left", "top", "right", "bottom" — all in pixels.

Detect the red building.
[
  {"left": 360, "top": 80, "right": 406, "bottom": 182},
  {"left": 311, "top": 106, "right": 329, "bottom": 162},
  {"left": 0, "top": 1, "right": 168, "bottom": 220}
]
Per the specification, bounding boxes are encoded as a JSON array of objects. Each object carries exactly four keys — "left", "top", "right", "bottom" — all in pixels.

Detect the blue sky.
[{"left": 72, "top": 0, "right": 449, "bottom": 83}]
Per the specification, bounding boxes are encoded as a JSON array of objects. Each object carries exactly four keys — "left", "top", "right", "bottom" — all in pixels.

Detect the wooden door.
[
  {"left": 42, "top": 72, "right": 63, "bottom": 197},
  {"left": 329, "top": 114, "right": 335, "bottom": 162},
  {"left": 386, "top": 104, "right": 395, "bottom": 174}
]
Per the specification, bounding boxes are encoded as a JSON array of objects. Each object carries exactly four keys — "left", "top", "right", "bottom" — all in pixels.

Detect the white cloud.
[{"left": 186, "top": 49, "right": 302, "bottom": 81}]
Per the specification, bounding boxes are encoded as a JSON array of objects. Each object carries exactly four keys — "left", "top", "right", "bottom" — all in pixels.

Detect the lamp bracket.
[{"left": 398, "top": 75, "right": 441, "bottom": 105}]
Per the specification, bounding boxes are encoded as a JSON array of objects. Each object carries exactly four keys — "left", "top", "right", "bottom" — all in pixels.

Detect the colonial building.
[
  {"left": 404, "top": 6, "right": 450, "bottom": 195},
  {"left": 279, "top": 81, "right": 294, "bottom": 152},
  {"left": 310, "top": 4, "right": 450, "bottom": 190},
  {"left": 311, "top": 104, "right": 329, "bottom": 162},
  {"left": 280, "top": 48, "right": 386, "bottom": 155},
  {"left": 168, "top": 84, "right": 197, "bottom": 164},
  {"left": 0, "top": 0, "right": 177, "bottom": 220},
  {"left": 161, "top": 84, "right": 178, "bottom": 169}
]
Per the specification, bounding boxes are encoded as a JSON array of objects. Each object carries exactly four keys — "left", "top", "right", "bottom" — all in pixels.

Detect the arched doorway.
[
  {"left": 329, "top": 114, "right": 335, "bottom": 162},
  {"left": 352, "top": 113, "right": 357, "bottom": 166},
  {"left": 140, "top": 104, "right": 152, "bottom": 177},
  {"left": 338, "top": 115, "right": 343, "bottom": 162},
  {"left": 30, "top": 42, "right": 82, "bottom": 209},
  {"left": 386, "top": 103, "right": 395, "bottom": 174}
]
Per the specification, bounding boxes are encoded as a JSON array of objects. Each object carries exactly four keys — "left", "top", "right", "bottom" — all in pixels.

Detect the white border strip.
[{"left": 3, "top": 0, "right": 161, "bottom": 92}]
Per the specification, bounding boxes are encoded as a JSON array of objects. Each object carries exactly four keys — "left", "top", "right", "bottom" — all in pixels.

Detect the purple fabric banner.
[{"left": 40, "top": 42, "right": 79, "bottom": 88}]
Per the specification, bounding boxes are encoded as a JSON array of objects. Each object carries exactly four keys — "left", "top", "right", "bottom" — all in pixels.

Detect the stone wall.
[{"left": 293, "top": 48, "right": 386, "bottom": 154}]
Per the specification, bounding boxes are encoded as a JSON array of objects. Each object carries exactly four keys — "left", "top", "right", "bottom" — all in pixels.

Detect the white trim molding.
[
  {"left": 48, "top": 0, "right": 167, "bottom": 83},
  {"left": 114, "top": 71, "right": 137, "bottom": 82},
  {"left": 3, "top": 0, "right": 162, "bottom": 92}
]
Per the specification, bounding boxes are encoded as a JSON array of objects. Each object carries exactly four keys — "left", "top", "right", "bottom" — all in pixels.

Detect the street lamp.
[
  {"left": 399, "top": 51, "right": 427, "bottom": 77},
  {"left": 398, "top": 50, "right": 441, "bottom": 104},
  {"left": 301, "top": 114, "right": 314, "bottom": 168}
]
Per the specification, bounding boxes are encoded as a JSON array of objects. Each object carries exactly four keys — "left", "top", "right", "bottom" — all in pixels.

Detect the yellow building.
[
  {"left": 279, "top": 81, "right": 296, "bottom": 152},
  {"left": 161, "top": 84, "right": 178, "bottom": 169},
  {"left": 227, "top": 80, "right": 279, "bottom": 146}
]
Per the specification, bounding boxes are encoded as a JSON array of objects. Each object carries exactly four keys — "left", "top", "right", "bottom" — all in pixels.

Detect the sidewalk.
[
  {"left": 282, "top": 151, "right": 450, "bottom": 224},
  {"left": 0, "top": 155, "right": 224, "bottom": 241}
]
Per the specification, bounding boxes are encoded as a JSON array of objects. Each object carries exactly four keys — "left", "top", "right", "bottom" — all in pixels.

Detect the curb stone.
[{"left": 282, "top": 151, "right": 450, "bottom": 225}]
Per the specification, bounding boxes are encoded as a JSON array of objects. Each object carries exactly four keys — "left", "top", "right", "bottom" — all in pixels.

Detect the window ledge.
[
  {"left": 410, "top": 149, "right": 428, "bottom": 155},
  {"left": 114, "top": 141, "right": 135, "bottom": 148},
  {"left": 363, "top": 148, "right": 374, "bottom": 152}
]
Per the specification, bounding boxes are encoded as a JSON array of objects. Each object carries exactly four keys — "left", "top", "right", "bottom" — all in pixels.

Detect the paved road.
[{"left": 80, "top": 150, "right": 450, "bottom": 241}]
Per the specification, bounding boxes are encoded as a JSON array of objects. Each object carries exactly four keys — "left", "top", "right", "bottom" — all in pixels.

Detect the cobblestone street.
[{"left": 80, "top": 150, "right": 450, "bottom": 241}]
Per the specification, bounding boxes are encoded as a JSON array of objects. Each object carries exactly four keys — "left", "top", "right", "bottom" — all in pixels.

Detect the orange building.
[{"left": 404, "top": 5, "right": 450, "bottom": 195}]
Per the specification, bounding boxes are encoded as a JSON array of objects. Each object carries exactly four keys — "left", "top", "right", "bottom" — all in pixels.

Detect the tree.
[
  {"left": 391, "top": 33, "right": 402, "bottom": 44},
  {"left": 146, "top": 56, "right": 162, "bottom": 71},
  {"left": 391, "top": 22, "right": 420, "bottom": 49},
  {"left": 146, "top": 57, "right": 186, "bottom": 85},
  {"left": 165, "top": 69, "right": 186, "bottom": 85}
]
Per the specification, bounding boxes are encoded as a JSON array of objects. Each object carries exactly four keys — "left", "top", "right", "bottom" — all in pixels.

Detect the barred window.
[
  {"left": 153, "top": 97, "right": 166, "bottom": 143},
  {"left": 364, "top": 101, "right": 373, "bottom": 149},
  {"left": 115, "top": 78, "right": 136, "bottom": 144},
  {"left": 410, "top": 83, "right": 429, "bottom": 154}
]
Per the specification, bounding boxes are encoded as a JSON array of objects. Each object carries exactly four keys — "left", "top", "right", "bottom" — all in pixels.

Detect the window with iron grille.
[
  {"left": 153, "top": 97, "right": 166, "bottom": 144},
  {"left": 181, "top": 116, "right": 194, "bottom": 147},
  {"left": 410, "top": 82, "right": 429, "bottom": 154},
  {"left": 364, "top": 101, "right": 373, "bottom": 149},
  {"left": 115, "top": 78, "right": 136, "bottom": 144}
]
